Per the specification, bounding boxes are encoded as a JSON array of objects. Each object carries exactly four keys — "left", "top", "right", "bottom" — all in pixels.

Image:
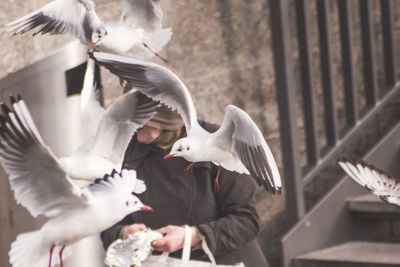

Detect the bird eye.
[
  {"left": 134, "top": 200, "right": 138, "bottom": 205},
  {"left": 187, "top": 147, "right": 190, "bottom": 151},
  {"left": 126, "top": 201, "right": 129, "bottom": 206},
  {"left": 177, "top": 148, "right": 182, "bottom": 152}
]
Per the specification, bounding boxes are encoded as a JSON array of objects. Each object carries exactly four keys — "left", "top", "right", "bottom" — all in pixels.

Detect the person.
[{"left": 100, "top": 104, "right": 270, "bottom": 267}]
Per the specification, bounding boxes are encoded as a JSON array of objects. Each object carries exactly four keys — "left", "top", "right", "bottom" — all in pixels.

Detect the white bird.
[
  {"left": 6, "top": 0, "right": 171, "bottom": 61},
  {"left": 6, "top": 0, "right": 106, "bottom": 47},
  {"left": 338, "top": 158, "right": 400, "bottom": 206},
  {"left": 58, "top": 58, "right": 159, "bottom": 181},
  {"left": 0, "top": 96, "right": 152, "bottom": 267},
  {"left": 90, "top": 52, "right": 282, "bottom": 194}
]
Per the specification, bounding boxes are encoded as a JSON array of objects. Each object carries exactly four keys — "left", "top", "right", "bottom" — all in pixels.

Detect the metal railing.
[{"left": 269, "top": 0, "right": 399, "bottom": 224}]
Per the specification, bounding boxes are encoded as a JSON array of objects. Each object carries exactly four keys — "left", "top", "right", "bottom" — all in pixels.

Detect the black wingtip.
[
  {"left": 110, "top": 168, "right": 118, "bottom": 177},
  {"left": 275, "top": 187, "right": 282, "bottom": 195},
  {"left": 88, "top": 51, "right": 95, "bottom": 60},
  {"left": 1, "top": 102, "right": 10, "bottom": 115},
  {"left": 0, "top": 115, "right": 6, "bottom": 126},
  {"left": 336, "top": 156, "right": 349, "bottom": 163},
  {"left": 9, "top": 95, "right": 17, "bottom": 105},
  {"left": 379, "top": 195, "right": 389, "bottom": 204},
  {"left": 262, "top": 179, "right": 276, "bottom": 194},
  {"left": 337, "top": 155, "right": 362, "bottom": 165}
]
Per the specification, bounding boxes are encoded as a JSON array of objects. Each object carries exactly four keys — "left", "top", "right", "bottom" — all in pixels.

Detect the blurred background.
[{"left": 1, "top": 1, "right": 400, "bottom": 267}]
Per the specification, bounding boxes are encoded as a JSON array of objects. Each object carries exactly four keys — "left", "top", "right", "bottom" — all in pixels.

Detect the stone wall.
[{"left": 0, "top": 1, "right": 286, "bottom": 265}]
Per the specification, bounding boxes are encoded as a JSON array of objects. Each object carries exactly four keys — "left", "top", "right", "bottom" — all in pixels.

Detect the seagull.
[
  {"left": 90, "top": 52, "right": 282, "bottom": 194},
  {"left": 5, "top": 0, "right": 106, "bottom": 48},
  {"left": 6, "top": 0, "right": 171, "bottom": 62},
  {"left": 338, "top": 158, "right": 400, "bottom": 206},
  {"left": 0, "top": 96, "right": 152, "bottom": 267},
  {"left": 58, "top": 58, "right": 159, "bottom": 181}
]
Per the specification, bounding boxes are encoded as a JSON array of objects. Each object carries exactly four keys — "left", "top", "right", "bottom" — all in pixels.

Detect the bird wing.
[
  {"left": 89, "top": 90, "right": 160, "bottom": 166},
  {"left": 0, "top": 96, "right": 86, "bottom": 218},
  {"left": 79, "top": 58, "right": 106, "bottom": 152},
  {"left": 121, "top": 0, "right": 163, "bottom": 31},
  {"left": 6, "top": 0, "right": 100, "bottom": 44},
  {"left": 88, "top": 169, "right": 142, "bottom": 196},
  {"left": 91, "top": 52, "right": 198, "bottom": 132},
  {"left": 338, "top": 159, "right": 400, "bottom": 206},
  {"left": 213, "top": 105, "right": 282, "bottom": 194}
]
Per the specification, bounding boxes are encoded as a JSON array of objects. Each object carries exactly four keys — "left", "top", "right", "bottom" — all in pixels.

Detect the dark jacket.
[{"left": 101, "top": 124, "right": 269, "bottom": 267}]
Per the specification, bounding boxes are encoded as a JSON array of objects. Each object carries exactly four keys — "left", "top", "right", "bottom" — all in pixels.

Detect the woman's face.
[{"left": 136, "top": 124, "right": 162, "bottom": 144}]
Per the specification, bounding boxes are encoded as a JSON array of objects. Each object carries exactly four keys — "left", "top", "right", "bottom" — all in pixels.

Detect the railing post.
[
  {"left": 295, "top": 0, "right": 320, "bottom": 168},
  {"left": 359, "top": 0, "right": 378, "bottom": 106},
  {"left": 317, "top": 0, "right": 339, "bottom": 146},
  {"left": 338, "top": 0, "right": 358, "bottom": 126},
  {"left": 380, "top": 0, "right": 397, "bottom": 88},
  {"left": 269, "top": 0, "right": 305, "bottom": 223}
]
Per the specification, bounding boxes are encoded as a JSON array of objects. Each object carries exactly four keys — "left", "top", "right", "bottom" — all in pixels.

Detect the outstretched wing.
[
  {"left": 79, "top": 58, "right": 106, "bottom": 149},
  {"left": 89, "top": 90, "right": 160, "bottom": 166},
  {"left": 338, "top": 158, "right": 400, "bottom": 206},
  {"left": 6, "top": 0, "right": 101, "bottom": 44},
  {"left": 91, "top": 52, "right": 198, "bottom": 132},
  {"left": 88, "top": 169, "right": 142, "bottom": 195},
  {"left": 0, "top": 96, "right": 86, "bottom": 217},
  {"left": 122, "top": 0, "right": 163, "bottom": 31},
  {"left": 213, "top": 105, "right": 282, "bottom": 194}
]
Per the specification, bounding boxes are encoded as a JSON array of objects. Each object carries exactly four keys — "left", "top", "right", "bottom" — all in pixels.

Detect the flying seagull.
[
  {"left": 59, "top": 58, "right": 159, "bottom": 181},
  {"left": 90, "top": 52, "right": 282, "bottom": 194},
  {"left": 6, "top": 0, "right": 171, "bottom": 61},
  {"left": 0, "top": 96, "right": 152, "bottom": 267},
  {"left": 338, "top": 158, "right": 400, "bottom": 206}
]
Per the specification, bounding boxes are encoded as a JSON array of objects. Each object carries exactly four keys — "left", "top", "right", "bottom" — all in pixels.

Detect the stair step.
[
  {"left": 293, "top": 241, "right": 400, "bottom": 267},
  {"left": 347, "top": 194, "right": 400, "bottom": 219}
]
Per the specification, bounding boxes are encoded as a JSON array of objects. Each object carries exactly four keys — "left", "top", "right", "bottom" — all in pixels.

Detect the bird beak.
[
  {"left": 141, "top": 205, "right": 153, "bottom": 212},
  {"left": 88, "top": 41, "right": 98, "bottom": 51},
  {"left": 163, "top": 153, "right": 175, "bottom": 160}
]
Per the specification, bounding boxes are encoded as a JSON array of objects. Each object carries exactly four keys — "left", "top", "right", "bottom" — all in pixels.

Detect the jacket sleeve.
[
  {"left": 100, "top": 215, "right": 133, "bottom": 250},
  {"left": 196, "top": 166, "right": 261, "bottom": 257}
]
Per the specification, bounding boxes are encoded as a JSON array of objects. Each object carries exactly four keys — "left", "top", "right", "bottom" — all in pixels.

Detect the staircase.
[
  {"left": 294, "top": 241, "right": 400, "bottom": 267},
  {"left": 293, "top": 194, "right": 400, "bottom": 267},
  {"left": 283, "top": 123, "right": 400, "bottom": 267}
]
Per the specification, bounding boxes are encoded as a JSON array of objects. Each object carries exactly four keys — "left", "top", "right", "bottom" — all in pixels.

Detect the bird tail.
[
  {"left": 143, "top": 28, "right": 173, "bottom": 53},
  {"left": 133, "top": 178, "right": 147, "bottom": 194},
  {"left": 9, "top": 231, "right": 72, "bottom": 267},
  {"left": 127, "top": 28, "right": 172, "bottom": 60}
]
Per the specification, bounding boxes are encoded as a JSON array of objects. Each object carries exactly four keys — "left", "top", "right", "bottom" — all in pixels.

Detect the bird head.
[
  {"left": 125, "top": 194, "right": 152, "bottom": 213},
  {"left": 89, "top": 26, "right": 108, "bottom": 50},
  {"left": 164, "top": 138, "right": 191, "bottom": 160}
]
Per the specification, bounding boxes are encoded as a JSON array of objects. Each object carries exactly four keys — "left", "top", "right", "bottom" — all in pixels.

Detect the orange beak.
[
  {"left": 163, "top": 154, "right": 175, "bottom": 160},
  {"left": 88, "top": 41, "right": 98, "bottom": 51},
  {"left": 141, "top": 205, "right": 153, "bottom": 212}
]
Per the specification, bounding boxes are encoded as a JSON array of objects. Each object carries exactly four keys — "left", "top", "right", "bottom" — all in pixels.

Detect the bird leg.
[
  {"left": 184, "top": 162, "right": 195, "bottom": 174},
  {"left": 48, "top": 244, "right": 55, "bottom": 267},
  {"left": 142, "top": 42, "right": 168, "bottom": 63},
  {"left": 214, "top": 165, "right": 222, "bottom": 192},
  {"left": 59, "top": 246, "right": 66, "bottom": 267}
]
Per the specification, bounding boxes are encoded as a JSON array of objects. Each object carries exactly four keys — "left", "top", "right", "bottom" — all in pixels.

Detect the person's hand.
[
  {"left": 152, "top": 225, "right": 202, "bottom": 252},
  {"left": 120, "top": 223, "right": 147, "bottom": 240}
]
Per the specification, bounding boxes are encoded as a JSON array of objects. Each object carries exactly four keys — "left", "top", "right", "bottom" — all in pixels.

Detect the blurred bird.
[
  {"left": 59, "top": 58, "right": 159, "bottom": 181},
  {"left": 0, "top": 95, "right": 152, "bottom": 267},
  {"left": 338, "top": 158, "right": 400, "bottom": 206},
  {"left": 6, "top": 0, "right": 171, "bottom": 62},
  {"left": 91, "top": 52, "right": 282, "bottom": 194}
]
